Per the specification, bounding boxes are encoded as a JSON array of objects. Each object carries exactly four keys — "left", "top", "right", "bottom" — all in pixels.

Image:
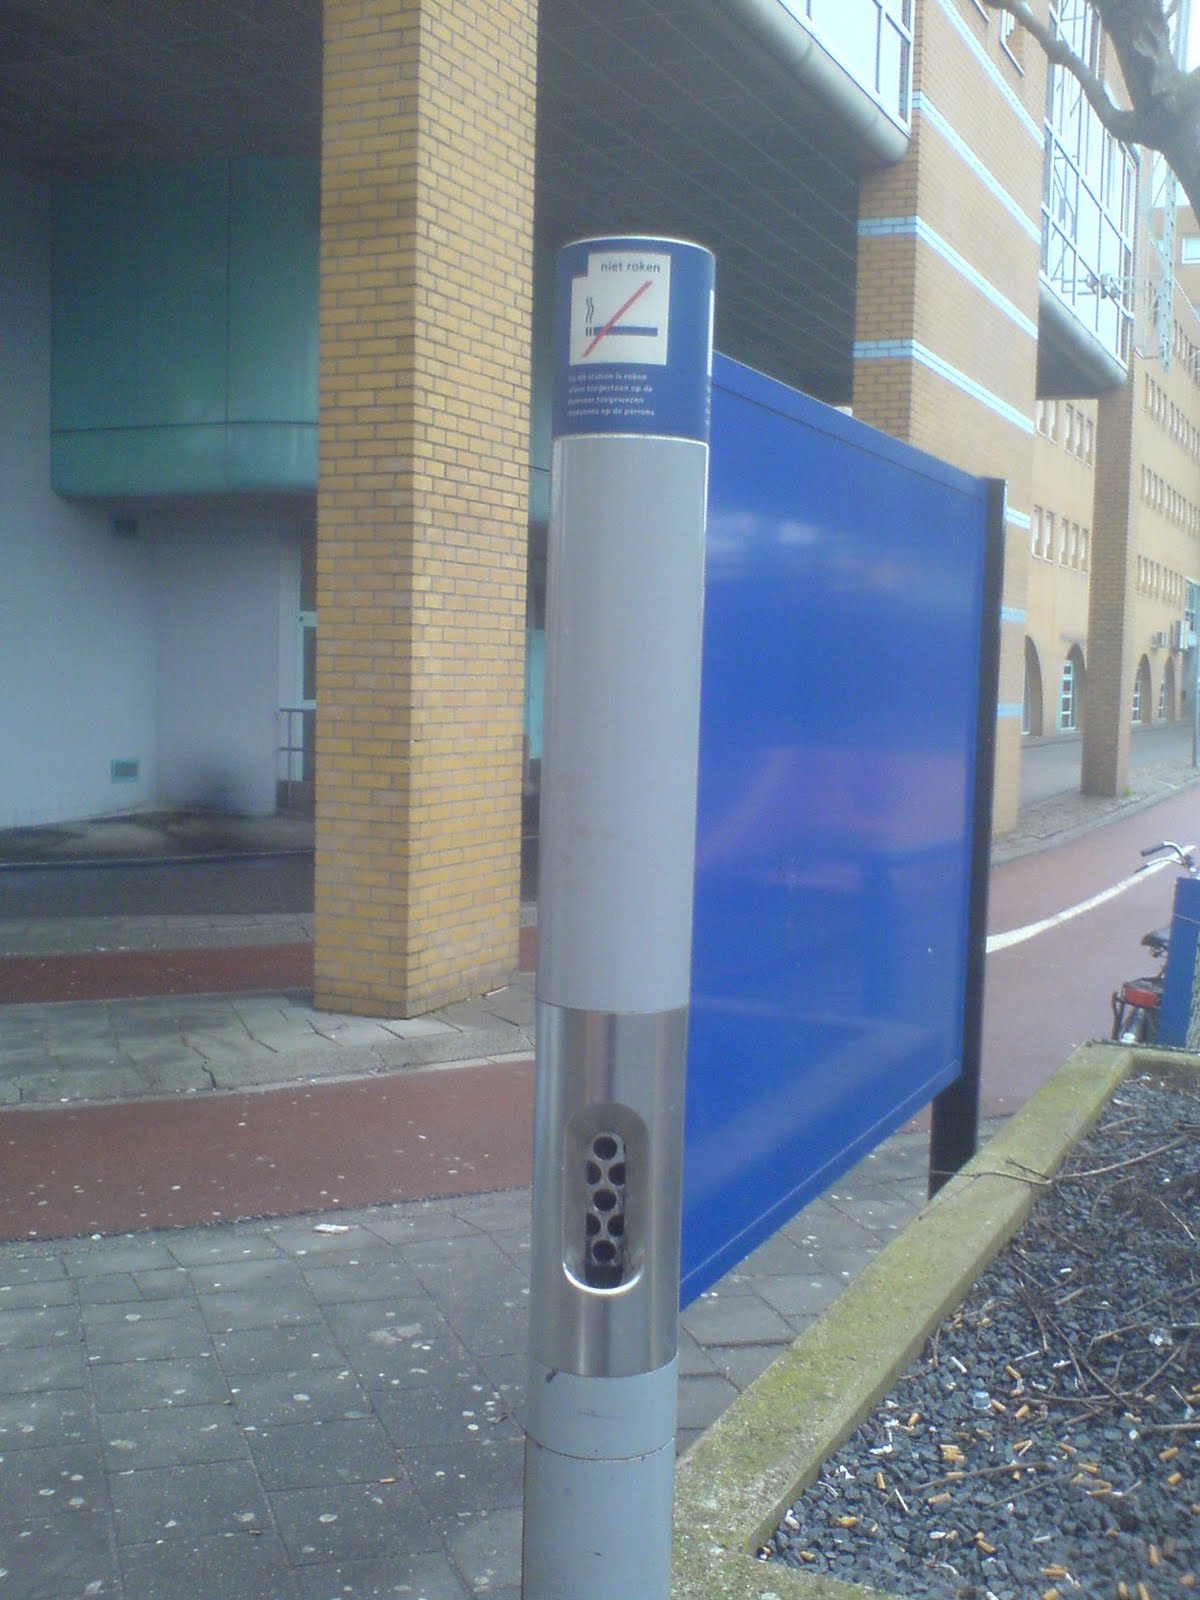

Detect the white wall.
[
  {"left": 0, "top": 170, "right": 158, "bottom": 825},
  {"left": 151, "top": 508, "right": 297, "bottom": 816},
  {"left": 0, "top": 170, "right": 306, "bottom": 826}
]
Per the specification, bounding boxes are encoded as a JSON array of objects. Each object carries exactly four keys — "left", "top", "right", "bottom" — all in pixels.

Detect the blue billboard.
[{"left": 681, "top": 354, "right": 993, "bottom": 1302}]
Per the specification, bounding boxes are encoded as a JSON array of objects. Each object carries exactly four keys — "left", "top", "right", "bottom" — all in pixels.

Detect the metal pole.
[
  {"left": 521, "top": 237, "right": 714, "bottom": 1600},
  {"left": 928, "top": 480, "right": 1005, "bottom": 1196},
  {"left": 1192, "top": 633, "right": 1198, "bottom": 769}
]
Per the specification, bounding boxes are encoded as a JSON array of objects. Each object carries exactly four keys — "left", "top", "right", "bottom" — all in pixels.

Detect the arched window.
[
  {"left": 1023, "top": 638, "right": 1044, "bottom": 736},
  {"left": 1132, "top": 656, "right": 1152, "bottom": 724},
  {"left": 1060, "top": 656, "right": 1078, "bottom": 730}
]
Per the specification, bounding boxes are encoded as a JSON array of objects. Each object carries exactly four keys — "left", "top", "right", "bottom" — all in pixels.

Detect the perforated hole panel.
[{"left": 584, "top": 1131, "right": 628, "bottom": 1288}]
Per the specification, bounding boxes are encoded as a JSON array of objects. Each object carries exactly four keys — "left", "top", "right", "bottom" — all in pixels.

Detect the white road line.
[{"left": 986, "top": 850, "right": 1192, "bottom": 955}]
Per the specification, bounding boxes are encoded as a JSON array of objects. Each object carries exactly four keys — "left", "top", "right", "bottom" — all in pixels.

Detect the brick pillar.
[
  {"left": 1081, "top": 371, "right": 1136, "bottom": 795},
  {"left": 315, "top": 0, "right": 536, "bottom": 1015},
  {"left": 852, "top": 0, "right": 1045, "bottom": 837}
]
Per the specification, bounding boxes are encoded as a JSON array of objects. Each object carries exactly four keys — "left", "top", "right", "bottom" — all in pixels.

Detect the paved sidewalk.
[
  {"left": 0, "top": 764, "right": 1195, "bottom": 1598},
  {"left": 0, "top": 1124, "right": 934, "bottom": 1600}
]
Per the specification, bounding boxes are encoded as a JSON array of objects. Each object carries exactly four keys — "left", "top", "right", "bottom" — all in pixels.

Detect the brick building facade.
[{"left": 1, "top": 0, "right": 1197, "bottom": 1016}]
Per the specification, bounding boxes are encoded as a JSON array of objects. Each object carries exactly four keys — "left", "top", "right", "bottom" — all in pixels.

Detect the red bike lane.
[{"left": 982, "top": 785, "right": 1200, "bottom": 1116}]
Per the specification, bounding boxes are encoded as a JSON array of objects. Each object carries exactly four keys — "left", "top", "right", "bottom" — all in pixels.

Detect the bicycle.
[{"left": 1110, "top": 841, "right": 1198, "bottom": 1045}]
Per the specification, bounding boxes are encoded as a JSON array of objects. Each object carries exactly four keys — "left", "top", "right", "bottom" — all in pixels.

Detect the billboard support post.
[{"left": 519, "top": 235, "right": 714, "bottom": 1600}]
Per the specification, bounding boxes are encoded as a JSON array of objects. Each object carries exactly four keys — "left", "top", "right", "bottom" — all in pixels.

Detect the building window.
[
  {"left": 1042, "top": 5, "right": 1136, "bottom": 364},
  {"left": 1060, "top": 657, "right": 1077, "bottom": 730},
  {"left": 804, "top": 1, "right": 913, "bottom": 129}
]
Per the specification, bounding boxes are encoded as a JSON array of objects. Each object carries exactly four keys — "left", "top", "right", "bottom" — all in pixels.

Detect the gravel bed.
[{"left": 765, "top": 1070, "right": 1200, "bottom": 1599}]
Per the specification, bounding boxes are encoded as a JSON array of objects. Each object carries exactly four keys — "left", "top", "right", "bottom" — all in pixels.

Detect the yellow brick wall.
[
  {"left": 855, "top": 0, "right": 1047, "bottom": 835},
  {"left": 316, "top": 0, "right": 537, "bottom": 1015}
]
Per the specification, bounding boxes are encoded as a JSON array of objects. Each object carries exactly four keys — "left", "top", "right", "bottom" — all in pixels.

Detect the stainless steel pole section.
[{"left": 520, "top": 237, "right": 714, "bottom": 1600}]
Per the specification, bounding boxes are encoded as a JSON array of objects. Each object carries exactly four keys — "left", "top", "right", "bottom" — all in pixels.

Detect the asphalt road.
[
  {"left": 0, "top": 853, "right": 313, "bottom": 920},
  {"left": 1020, "top": 719, "right": 1197, "bottom": 805},
  {"left": 982, "top": 781, "right": 1200, "bottom": 1116}
]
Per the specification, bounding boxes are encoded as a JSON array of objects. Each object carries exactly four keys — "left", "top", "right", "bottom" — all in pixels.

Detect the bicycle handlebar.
[{"left": 1141, "top": 840, "right": 1197, "bottom": 872}]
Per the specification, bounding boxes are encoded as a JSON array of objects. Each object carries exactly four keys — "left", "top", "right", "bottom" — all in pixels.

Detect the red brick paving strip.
[
  {"left": 0, "top": 944, "right": 314, "bottom": 1004},
  {"left": 0, "top": 1058, "right": 535, "bottom": 1243},
  {"left": 0, "top": 925, "right": 534, "bottom": 1005}
]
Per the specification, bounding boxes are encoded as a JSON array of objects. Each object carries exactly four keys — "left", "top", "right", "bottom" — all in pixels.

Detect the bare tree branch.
[
  {"left": 979, "top": 1, "right": 1143, "bottom": 141},
  {"left": 981, "top": 0, "right": 1200, "bottom": 224}
]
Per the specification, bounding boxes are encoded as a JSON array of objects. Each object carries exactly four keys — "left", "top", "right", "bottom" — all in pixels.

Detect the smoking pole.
[{"left": 520, "top": 235, "right": 715, "bottom": 1599}]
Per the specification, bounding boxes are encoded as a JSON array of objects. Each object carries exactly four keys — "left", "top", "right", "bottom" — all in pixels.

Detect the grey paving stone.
[
  {"left": 228, "top": 1367, "right": 373, "bottom": 1429},
  {"left": 0, "top": 1390, "right": 91, "bottom": 1451},
  {"left": 0, "top": 1339, "right": 87, "bottom": 1396},
  {"left": 110, "top": 1458, "right": 267, "bottom": 1544},
  {"left": 100, "top": 1404, "right": 248, "bottom": 1471},
  {"left": 0, "top": 1509, "right": 115, "bottom": 1600},
  {"left": 0, "top": 1303, "right": 79, "bottom": 1350},
  {"left": 166, "top": 1230, "right": 286, "bottom": 1268},
  {"left": 18, "top": 1066, "right": 148, "bottom": 1104},
  {"left": 375, "top": 1015, "right": 458, "bottom": 1039},
  {"left": 484, "top": 1226, "right": 532, "bottom": 1267},
  {"left": 400, "top": 1235, "right": 517, "bottom": 1298},
  {"left": 679, "top": 1288, "right": 796, "bottom": 1347},
  {"left": 373, "top": 1378, "right": 519, "bottom": 1448},
  {"left": 0, "top": 1442, "right": 107, "bottom": 1519},
  {"left": 197, "top": 1284, "right": 323, "bottom": 1333},
  {"left": 438, "top": 1504, "right": 522, "bottom": 1596},
  {"left": 753, "top": 1271, "right": 844, "bottom": 1319},
  {"left": 478, "top": 984, "right": 536, "bottom": 1028},
  {"left": 676, "top": 1325, "right": 719, "bottom": 1378},
  {"left": 447, "top": 1191, "right": 532, "bottom": 1232},
  {"left": 381, "top": 1029, "right": 528, "bottom": 1070},
  {"left": 207, "top": 1042, "right": 383, "bottom": 1089},
  {"left": 738, "top": 1231, "right": 823, "bottom": 1276},
  {"left": 82, "top": 1294, "right": 198, "bottom": 1327},
  {"left": 83, "top": 1305, "right": 213, "bottom": 1364},
  {"left": 0, "top": 1248, "right": 67, "bottom": 1286},
  {"left": 440, "top": 1297, "right": 528, "bottom": 1359},
  {"left": 64, "top": 1239, "right": 181, "bottom": 1278},
  {"left": 709, "top": 1341, "right": 794, "bottom": 1391},
  {"left": 403, "top": 1437, "right": 524, "bottom": 1518},
  {"left": 0, "top": 1267, "right": 74, "bottom": 1305},
  {"left": 270, "top": 1480, "right": 439, "bottom": 1566},
  {"left": 302, "top": 1016, "right": 400, "bottom": 1048},
  {"left": 676, "top": 1371, "right": 740, "bottom": 1434},
  {"left": 247, "top": 1415, "right": 399, "bottom": 1491},
  {"left": 76, "top": 1272, "right": 157, "bottom": 1307},
  {"left": 320, "top": 1294, "right": 439, "bottom": 1343},
  {"left": 185, "top": 1256, "right": 308, "bottom": 1296},
  {"left": 475, "top": 1354, "right": 525, "bottom": 1430},
  {"left": 90, "top": 1354, "right": 231, "bottom": 1414},
  {"left": 324, "top": 1307, "right": 476, "bottom": 1393},
  {"left": 358, "top": 1209, "right": 479, "bottom": 1248},
  {"left": 298, "top": 1259, "right": 426, "bottom": 1306},
  {"left": 129, "top": 1058, "right": 217, "bottom": 1096},
  {"left": 435, "top": 998, "right": 515, "bottom": 1032},
  {"left": 119, "top": 1531, "right": 299, "bottom": 1600},
  {"left": 212, "top": 1321, "right": 345, "bottom": 1378},
  {"left": 290, "top": 1550, "right": 468, "bottom": 1600}
]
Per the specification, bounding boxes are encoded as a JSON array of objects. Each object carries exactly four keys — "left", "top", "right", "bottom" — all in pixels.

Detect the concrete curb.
[{"left": 670, "top": 1041, "right": 1180, "bottom": 1599}]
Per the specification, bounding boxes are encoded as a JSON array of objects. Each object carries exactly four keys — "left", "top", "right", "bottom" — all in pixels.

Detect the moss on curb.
[{"left": 670, "top": 1041, "right": 1170, "bottom": 1600}]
